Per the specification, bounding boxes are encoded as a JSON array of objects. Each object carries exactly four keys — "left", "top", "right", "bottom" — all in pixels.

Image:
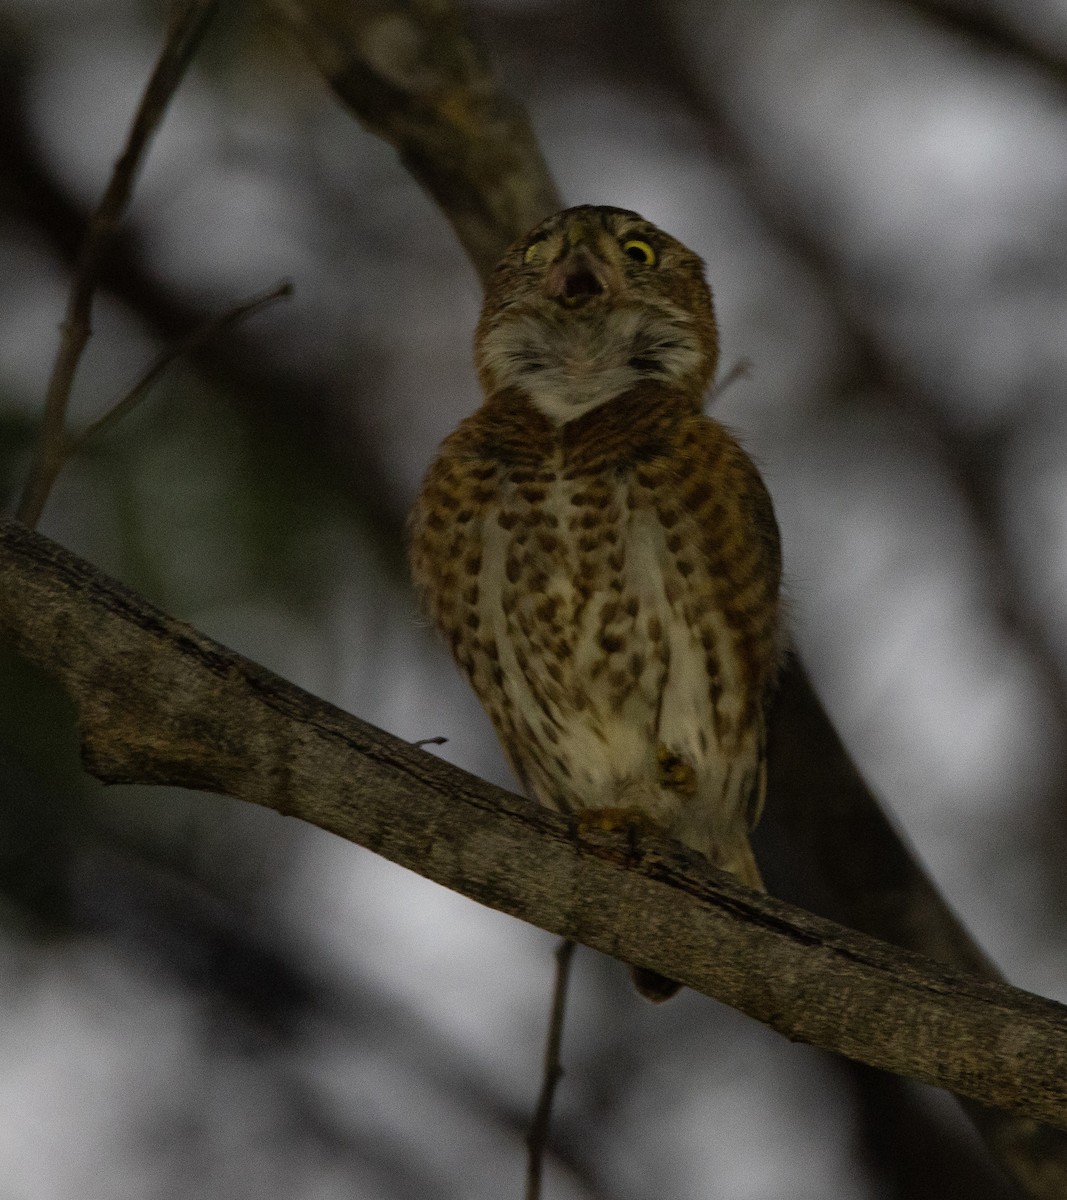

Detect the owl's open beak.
[{"left": 544, "top": 246, "right": 615, "bottom": 307}]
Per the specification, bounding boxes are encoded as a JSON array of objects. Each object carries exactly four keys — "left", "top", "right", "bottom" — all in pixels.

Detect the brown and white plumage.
[{"left": 409, "top": 206, "right": 781, "bottom": 997}]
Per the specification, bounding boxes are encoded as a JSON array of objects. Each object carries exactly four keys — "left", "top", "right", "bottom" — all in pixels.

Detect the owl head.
[{"left": 475, "top": 206, "right": 718, "bottom": 425}]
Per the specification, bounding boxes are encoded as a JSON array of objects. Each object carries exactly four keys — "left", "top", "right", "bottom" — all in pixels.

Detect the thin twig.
[
  {"left": 15, "top": 0, "right": 219, "bottom": 529},
  {"left": 63, "top": 281, "right": 293, "bottom": 459},
  {"left": 711, "top": 356, "right": 753, "bottom": 402},
  {"left": 525, "top": 938, "right": 576, "bottom": 1200}
]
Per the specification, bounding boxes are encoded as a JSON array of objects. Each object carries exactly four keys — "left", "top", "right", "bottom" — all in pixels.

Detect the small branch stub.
[{"left": 525, "top": 939, "right": 576, "bottom": 1200}]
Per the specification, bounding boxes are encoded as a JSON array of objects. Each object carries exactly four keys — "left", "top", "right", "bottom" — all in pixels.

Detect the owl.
[{"left": 409, "top": 206, "right": 782, "bottom": 999}]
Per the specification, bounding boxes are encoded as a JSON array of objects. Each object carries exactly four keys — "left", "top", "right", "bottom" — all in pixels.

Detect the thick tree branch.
[
  {"left": 1, "top": 517, "right": 1067, "bottom": 1130},
  {"left": 267, "top": 0, "right": 559, "bottom": 283}
]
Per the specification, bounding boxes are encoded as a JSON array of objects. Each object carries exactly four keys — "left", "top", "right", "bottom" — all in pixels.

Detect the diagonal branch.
[
  {"left": 1, "top": 516, "right": 1067, "bottom": 1130},
  {"left": 63, "top": 280, "right": 293, "bottom": 459},
  {"left": 15, "top": 0, "right": 220, "bottom": 529},
  {"left": 265, "top": 0, "right": 560, "bottom": 283}
]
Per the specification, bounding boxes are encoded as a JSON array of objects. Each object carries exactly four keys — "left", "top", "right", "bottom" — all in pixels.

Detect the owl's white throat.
[{"left": 480, "top": 302, "right": 705, "bottom": 425}]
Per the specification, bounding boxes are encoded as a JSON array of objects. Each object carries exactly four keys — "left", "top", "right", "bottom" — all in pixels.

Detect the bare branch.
[
  {"left": 525, "top": 938, "right": 576, "bottom": 1200},
  {"left": 1, "top": 517, "right": 1067, "bottom": 1130},
  {"left": 266, "top": 0, "right": 560, "bottom": 281},
  {"left": 0, "top": 34, "right": 406, "bottom": 558},
  {"left": 710, "top": 356, "right": 753, "bottom": 403},
  {"left": 64, "top": 280, "right": 293, "bottom": 459},
  {"left": 15, "top": 0, "right": 220, "bottom": 529}
]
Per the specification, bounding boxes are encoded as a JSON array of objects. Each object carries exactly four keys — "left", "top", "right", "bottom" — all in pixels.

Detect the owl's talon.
[
  {"left": 574, "top": 807, "right": 663, "bottom": 862},
  {"left": 575, "top": 806, "right": 665, "bottom": 840},
  {"left": 656, "top": 746, "right": 697, "bottom": 795}
]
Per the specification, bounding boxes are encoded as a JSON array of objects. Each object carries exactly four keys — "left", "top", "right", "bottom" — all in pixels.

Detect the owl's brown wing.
[
  {"left": 666, "top": 413, "right": 782, "bottom": 834},
  {"left": 669, "top": 411, "right": 782, "bottom": 693},
  {"left": 407, "top": 424, "right": 496, "bottom": 659}
]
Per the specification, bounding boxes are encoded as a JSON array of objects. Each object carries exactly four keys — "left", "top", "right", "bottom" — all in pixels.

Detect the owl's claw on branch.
[
  {"left": 572, "top": 806, "right": 667, "bottom": 860},
  {"left": 656, "top": 746, "right": 698, "bottom": 795},
  {"left": 574, "top": 806, "right": 663, "bottom": 835}
]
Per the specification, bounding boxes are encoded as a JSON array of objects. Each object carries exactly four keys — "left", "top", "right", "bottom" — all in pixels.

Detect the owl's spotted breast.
[{"left": 409, "top": 383, "right": 780, "bottom": 877}]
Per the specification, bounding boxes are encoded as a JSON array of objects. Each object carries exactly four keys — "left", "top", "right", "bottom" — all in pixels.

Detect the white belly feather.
[{"left": 476, "top": 473, "right": 761, "bottom": 862}]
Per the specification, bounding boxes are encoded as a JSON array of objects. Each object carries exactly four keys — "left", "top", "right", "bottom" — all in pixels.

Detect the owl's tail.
[{"left": 630, "top": 837, "right": 765, "bottom": 1003}]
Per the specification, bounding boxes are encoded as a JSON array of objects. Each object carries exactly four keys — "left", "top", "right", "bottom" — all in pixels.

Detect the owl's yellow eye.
[
  {"left": 523, "top": 241, "right": 542, "bottom": 264},
  {"left": 622, "top": 239, "right": 656, "bottom": 266}
]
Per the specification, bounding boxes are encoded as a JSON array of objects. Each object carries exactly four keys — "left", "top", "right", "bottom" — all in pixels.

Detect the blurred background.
[{"left": 1, "top": 0, "right": 1066, "bottom": 1195}]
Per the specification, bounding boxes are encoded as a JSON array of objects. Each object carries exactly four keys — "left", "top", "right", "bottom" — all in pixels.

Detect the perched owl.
[{"left": 409, "top": 206, "right": 782, "bottom": 999}]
